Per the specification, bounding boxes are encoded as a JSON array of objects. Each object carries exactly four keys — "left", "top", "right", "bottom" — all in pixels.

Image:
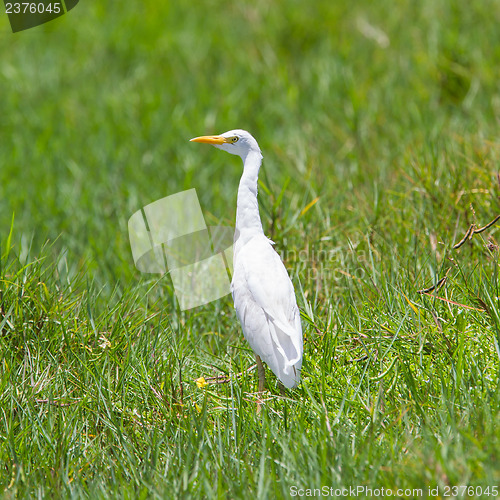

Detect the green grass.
[{"left": 1, "top": 0, "right": 500, "bottom": 498}]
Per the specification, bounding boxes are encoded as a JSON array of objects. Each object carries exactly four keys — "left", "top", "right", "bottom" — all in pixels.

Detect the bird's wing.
[{"left": 232, "top": 235, "right": 303, "bottom": 370}]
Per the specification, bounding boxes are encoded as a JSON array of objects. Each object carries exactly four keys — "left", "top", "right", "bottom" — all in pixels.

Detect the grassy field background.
[{"left": 1, "top": 0, "right": 500, "bottom": 498}]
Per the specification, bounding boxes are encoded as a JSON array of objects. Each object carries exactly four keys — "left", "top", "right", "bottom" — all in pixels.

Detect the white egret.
[{"left": 190, "top": 130, "right": 303, "bottom": 391}]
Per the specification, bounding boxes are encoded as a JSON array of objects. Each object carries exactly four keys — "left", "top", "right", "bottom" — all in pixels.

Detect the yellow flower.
[{"left": 196, "top": 377, "right": 208, "bottom": 389}]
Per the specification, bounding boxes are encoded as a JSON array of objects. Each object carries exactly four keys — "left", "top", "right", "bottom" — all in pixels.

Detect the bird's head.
[{"left": 190, "top": 129, "right": 261, "bottom": 160}]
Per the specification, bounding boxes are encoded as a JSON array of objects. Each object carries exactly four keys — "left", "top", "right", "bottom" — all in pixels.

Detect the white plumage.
[{"left": 190, "top": 129, "right": 303, "bottom": 389}]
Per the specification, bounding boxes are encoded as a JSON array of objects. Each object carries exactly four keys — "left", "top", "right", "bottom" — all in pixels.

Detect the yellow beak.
[{"left": 190, "top": 135, "right": 229, "bottom": 145}]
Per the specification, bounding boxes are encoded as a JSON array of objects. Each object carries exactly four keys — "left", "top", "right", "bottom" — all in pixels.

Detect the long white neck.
[{"left": 235, "top": 150, "right": 264, "bottom": 241}]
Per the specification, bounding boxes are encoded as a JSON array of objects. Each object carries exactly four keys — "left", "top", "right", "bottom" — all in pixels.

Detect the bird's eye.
[{"left": 230, "top": 136, "right": 239, "bottom": 143}]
